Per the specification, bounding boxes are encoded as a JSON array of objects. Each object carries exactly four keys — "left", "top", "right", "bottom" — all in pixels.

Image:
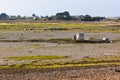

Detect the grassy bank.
[{"left": 0, "top": 22, "right": 120, "bottom": 32}]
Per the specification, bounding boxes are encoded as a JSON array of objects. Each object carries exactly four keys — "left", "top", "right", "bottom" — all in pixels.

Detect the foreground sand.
[{"left": 0, "top": 66, "right": 120, "bottom": 80}]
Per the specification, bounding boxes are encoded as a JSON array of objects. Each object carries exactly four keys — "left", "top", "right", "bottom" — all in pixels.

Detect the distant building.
[
  {"left": 106, "top": 16, "right": 120, "bottom": 20},
  {"left": 9, "top": 16, "right": 17, "bottom": 20},
  {"left": 33, "top": 16, "right": 39, "bottom": 20}
]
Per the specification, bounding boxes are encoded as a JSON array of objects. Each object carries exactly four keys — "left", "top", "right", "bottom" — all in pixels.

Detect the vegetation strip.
[
  {"left": 1, "top": 56, "right": 120, "bottom": 69},
  {"left": 0, "top": 61, "right": 120, "bottom": 69},
  {"left": 6, "top": 55, "right": 67, "bottom": 60},
  {"left": 0, "top": 22, "right": 119, "bottom": 32}
]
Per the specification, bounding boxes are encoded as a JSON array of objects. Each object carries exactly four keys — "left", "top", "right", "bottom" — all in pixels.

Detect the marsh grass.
[
  {"left": 6, "top": 55, "right": 67, "bottom": 60},
  {"left": 0, "top": 22, "right": 119, "bottom": 32},
  {"left": 0, "top": 60, "right": 120, "bottom": 69},
  {"left": 1, "top": 55, "right": 120, "bottom": 69}
]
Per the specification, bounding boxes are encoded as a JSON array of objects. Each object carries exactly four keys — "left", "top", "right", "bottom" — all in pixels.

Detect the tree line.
[{"left": 0, "top": 11, "right": 112, "bottom": 21}]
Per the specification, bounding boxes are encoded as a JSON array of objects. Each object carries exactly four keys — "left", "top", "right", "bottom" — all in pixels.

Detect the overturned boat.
[{"left": 73, "top": 33, "right": 112, "bottom": 43}]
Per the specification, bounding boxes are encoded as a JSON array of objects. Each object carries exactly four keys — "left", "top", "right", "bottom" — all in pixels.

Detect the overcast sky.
[{"left": 0, "top": 0, "right": 119, "bottom": 17}]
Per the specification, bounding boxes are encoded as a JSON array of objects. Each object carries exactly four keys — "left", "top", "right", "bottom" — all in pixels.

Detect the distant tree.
[
  {"left": 55, "top": 11, "right": 72, "bottom": 20},
  {"left": 0, "top": 13, "right": 9, "bottom": 20},
  {"left": 44, "top": 16, "right": 50, "bottom": 20},
  {"left": 81, "top": 15, "right": 92, "bottom": 21},
  {"left": 32, "top": 14, "right": 36, "bottom": 17},
  {"left": 92, "top": 16, "right": 105, "bottom": 21},
  {"left": 81, "top": 15, "right": 105, "bottom": 21},
  {"left": 17, "top": 15, "right": 21, "bottom": 19},
  {"left": 32, "top": 14, "right": 38, "bottom": 20},
  {"left": 64, "top": 11, "right": 70, "bottom": 16},
  {"left": 118, "top": 18, "right": 120, "bottom": 20}
]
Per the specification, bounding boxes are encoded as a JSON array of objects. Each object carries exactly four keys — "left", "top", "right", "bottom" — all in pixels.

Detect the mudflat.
[{"left": 0, "top": 31, "right": 120, "bottom": 80}]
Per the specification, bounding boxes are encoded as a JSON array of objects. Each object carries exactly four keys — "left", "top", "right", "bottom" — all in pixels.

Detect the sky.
[{"left": 0, "top": 0, "right": 119, "bottom": 17}]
